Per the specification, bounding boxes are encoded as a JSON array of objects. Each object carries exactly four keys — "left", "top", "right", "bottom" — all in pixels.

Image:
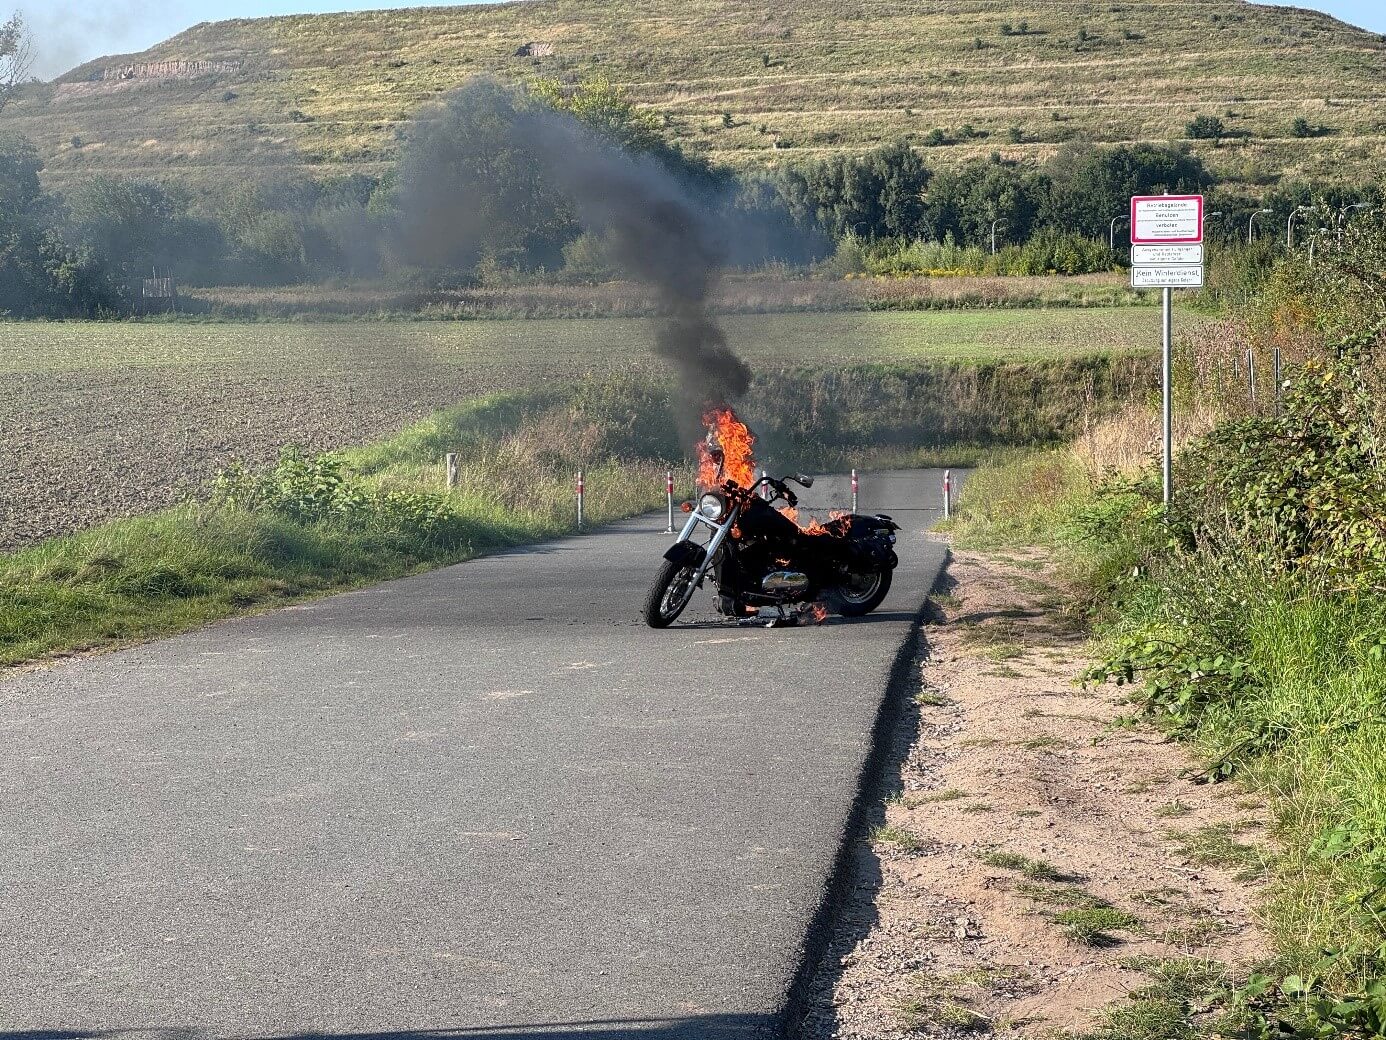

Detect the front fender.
[{"left": 663, "top": 540, "right": 708, "bottom": 569}]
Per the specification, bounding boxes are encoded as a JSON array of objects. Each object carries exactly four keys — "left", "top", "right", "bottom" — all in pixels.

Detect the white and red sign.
[
  {"left": 1130, "top": 194, "right": 1204, "bottom": 244},
  {"left": 1130, "top": 194, "right": 1204, "bottom": 288}
]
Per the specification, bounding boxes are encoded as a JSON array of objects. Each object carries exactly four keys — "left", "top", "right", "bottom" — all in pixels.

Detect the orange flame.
[
  {"left": 695, "top": 407, "right": 837, "bottom": 535},
  {"left": 698, "top": 407, "right": 758, "bottom": 489},
  {"left": 778, "top": 505, "right": 830, "bottom": 534}
]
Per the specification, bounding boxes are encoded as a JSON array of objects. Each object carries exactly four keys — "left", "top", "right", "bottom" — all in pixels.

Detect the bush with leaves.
[
  {"left": 214, "top": 450, "right": 469, "bottom": 544},
  {"left": 1175, "top": 340, "right": 1386, "bottom": 586}
]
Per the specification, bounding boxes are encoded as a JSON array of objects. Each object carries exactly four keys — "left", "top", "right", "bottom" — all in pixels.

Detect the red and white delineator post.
[
  {"left": 665, "top": 470, "right": 675, "bottom": 534},
  {"left": 943, "top": 469, "right": 953, "bottom": 520},
  {"left": 851, "top": 468, "right": 859, "bottom": 513},
  {"left": 576, "top": 470, "right": 585, "bottom": 530}
]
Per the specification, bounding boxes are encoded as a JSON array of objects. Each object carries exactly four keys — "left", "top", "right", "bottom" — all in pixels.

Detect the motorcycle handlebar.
[{"left": 747, "top": 476, "right": 798, "bottom": 508}]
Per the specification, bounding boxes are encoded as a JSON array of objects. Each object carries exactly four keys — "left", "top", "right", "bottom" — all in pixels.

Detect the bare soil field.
[
  {"left": 800, "top": 549, "right": 1269, "bottom": 1037},
  {"left": 0, "top": 309, "right": 1166, "bottom": 553}
]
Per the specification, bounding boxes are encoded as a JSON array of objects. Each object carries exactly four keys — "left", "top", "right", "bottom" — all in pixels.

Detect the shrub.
[
  {"left": 1186, "top": 114, "right": 1225, "bottom": 139},
  {"left": 1175, "top": 342, "right": 1386, "bottom": 584},
  {"left": 214, "top": 450, "right": 469, "bottom": 543}
]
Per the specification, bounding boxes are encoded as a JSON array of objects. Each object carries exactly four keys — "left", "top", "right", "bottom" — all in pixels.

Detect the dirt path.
[{"left": 798, "top": 547, "right": 1271, "bottom": 1038}]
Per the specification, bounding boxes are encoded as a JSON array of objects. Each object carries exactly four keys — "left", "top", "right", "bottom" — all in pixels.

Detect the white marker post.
[
  {"left": 1130, "top": 194, "right": 1205, "bottom": 510},
  {"left": 665, "top": 470, "right": 675, "bottom": 534},
  {"left": 851, "top": 468, "right": 859, "bottom": 513}
]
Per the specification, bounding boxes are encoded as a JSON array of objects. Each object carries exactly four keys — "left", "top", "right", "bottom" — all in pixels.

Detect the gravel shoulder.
[{"left": 798, "top": 547, "right": 1271, "bottom": 1038}]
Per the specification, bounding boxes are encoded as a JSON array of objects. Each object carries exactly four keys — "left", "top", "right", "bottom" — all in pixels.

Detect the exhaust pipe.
[{"left": 762, "top": 571, "right": 809, "bottom": 593}]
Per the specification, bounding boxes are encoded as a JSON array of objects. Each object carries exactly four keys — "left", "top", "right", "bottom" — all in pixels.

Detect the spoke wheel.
[{"left": 643, "top": 558, "right": 698, "bottom": 628}]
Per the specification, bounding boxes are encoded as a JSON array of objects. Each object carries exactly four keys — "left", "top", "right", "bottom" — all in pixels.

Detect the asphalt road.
[{"left": 1, "top": 470, "right": 953, "bottom": 1040}]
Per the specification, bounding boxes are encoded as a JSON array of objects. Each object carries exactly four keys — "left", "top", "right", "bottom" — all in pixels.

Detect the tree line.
[{"left": 1, "top": 74, "right": 1382, "bottom": 316}]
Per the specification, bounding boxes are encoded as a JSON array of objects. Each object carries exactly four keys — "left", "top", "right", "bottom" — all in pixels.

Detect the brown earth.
[{"left": 798, "top": 547, "right": 1271, "bottom": 1038}]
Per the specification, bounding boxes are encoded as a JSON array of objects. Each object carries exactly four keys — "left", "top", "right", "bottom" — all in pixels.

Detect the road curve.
[{"left": 1, "top": 470, "right": 952, "bottom": 1039}]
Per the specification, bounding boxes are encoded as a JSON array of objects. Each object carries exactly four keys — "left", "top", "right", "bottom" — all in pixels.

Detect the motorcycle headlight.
[{"left": 698, "top": 492, "right": 726, "bottom": 520}]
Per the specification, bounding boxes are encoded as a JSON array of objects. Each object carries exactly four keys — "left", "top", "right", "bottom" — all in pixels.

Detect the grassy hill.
[{"left": 5, "top": 0, "right": 1385, "bottom": 189}]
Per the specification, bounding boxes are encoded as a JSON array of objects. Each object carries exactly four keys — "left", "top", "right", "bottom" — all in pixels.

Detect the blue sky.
[{"left": 21, "top": 0, "right": 1386, "bottom": 80}]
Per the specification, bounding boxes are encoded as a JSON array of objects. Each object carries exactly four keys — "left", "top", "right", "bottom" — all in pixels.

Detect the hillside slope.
[{"left": 5, "top": 0, "right": 1385, "bottom": 188}]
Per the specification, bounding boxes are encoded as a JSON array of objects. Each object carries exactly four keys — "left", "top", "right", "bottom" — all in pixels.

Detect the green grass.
[
  {"left": 979, "top": 850, "right": 1068, "bottom": 881},
  {"left": 1075, "top": 958, "right": 1234, "bottom": 1040},
  {"left": 1056, "top": 906, "right": 1142, "bottom": 947},
  {"left": 1167, "top": 823, "right": 1268, "bottom": 879},
  {"left": 870, "top": 823, "right": 928, "bottom": 854},
  {"left": 181, "top": 273, "right": 1155, "bottom": 320},
  {"left": 1010, "top": 876, "right": 1142, "bottom": 946},
  {"left": 0, "top": 308, "right": 1164, "bottom": 375},
  {"left": 903, "top": 788, "right": 967, "bottom": 806},
  {"left": 12, "top": 0, "right": 1385, "bottom": 187}
]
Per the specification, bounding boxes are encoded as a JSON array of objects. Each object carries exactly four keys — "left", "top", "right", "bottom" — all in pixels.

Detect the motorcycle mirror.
[{"left": 794, "top": 474, "right": 815, "bottom": 488}]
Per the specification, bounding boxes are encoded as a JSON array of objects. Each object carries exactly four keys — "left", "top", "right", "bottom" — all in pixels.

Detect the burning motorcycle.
[
  {"left": 642, "top": 474, "right": 900, "bottom": 628},
  {"left": 642, "top": 411, "right": 900, "bottom": 628}
]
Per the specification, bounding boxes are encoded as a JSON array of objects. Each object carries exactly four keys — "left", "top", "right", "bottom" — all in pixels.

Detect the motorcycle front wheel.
[
  {"left": 827, "top": 567, "right": 893, "bottom": 617},
  {"left": 643, "top": 558, "right": 698, "bottom": 628}
]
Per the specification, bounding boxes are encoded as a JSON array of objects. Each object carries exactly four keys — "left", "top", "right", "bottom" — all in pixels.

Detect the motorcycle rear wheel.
[
  {"left": 828, "top": 567, "right": 892, "bottom": 617},
  {"left": 643, "top": 558, "right": 698, "bottom": 628}
]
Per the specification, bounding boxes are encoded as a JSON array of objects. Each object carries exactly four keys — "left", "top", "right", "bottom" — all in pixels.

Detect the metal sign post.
[
  {"left": 1130, "top": 194, "right": 1205, "bottom": 510},
  {"left": 1162, "top": 288, "right": 1173, "bottom": 507}
]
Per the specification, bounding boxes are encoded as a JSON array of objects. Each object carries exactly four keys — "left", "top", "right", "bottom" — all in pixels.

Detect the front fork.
[{"left": 676, "top": 504, "right": 740, "bottom": 588}]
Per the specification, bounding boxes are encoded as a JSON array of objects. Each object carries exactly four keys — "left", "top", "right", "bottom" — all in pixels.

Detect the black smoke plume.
[{"left": 396, "top": 79, "right": 752, "bottom": 415}]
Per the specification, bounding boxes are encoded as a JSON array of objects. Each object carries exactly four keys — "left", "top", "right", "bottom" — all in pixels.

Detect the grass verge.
[{"left": 942, "top": 350, "right": 1386, "bottom": 1034}]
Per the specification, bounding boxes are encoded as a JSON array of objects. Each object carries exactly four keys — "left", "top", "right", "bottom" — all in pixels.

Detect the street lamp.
[
  {"left": 1247, "top": 208, "right": 1272, "bottom": 245},
  {"left": 1308, "top": 226, "right": 1330, "bottom": 263},
  {"left": 1205, "top": 211, "right": 1223, "bottom": 246},
  {"left": 989, "top": 218, "right": 1006, "bottom": 256},
  {"left": 1287, "top": 204, "right": 1314, "bottom": 249},
  {"left": 1109, "top": 214, "right": 1127, "bottom": 251}
]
